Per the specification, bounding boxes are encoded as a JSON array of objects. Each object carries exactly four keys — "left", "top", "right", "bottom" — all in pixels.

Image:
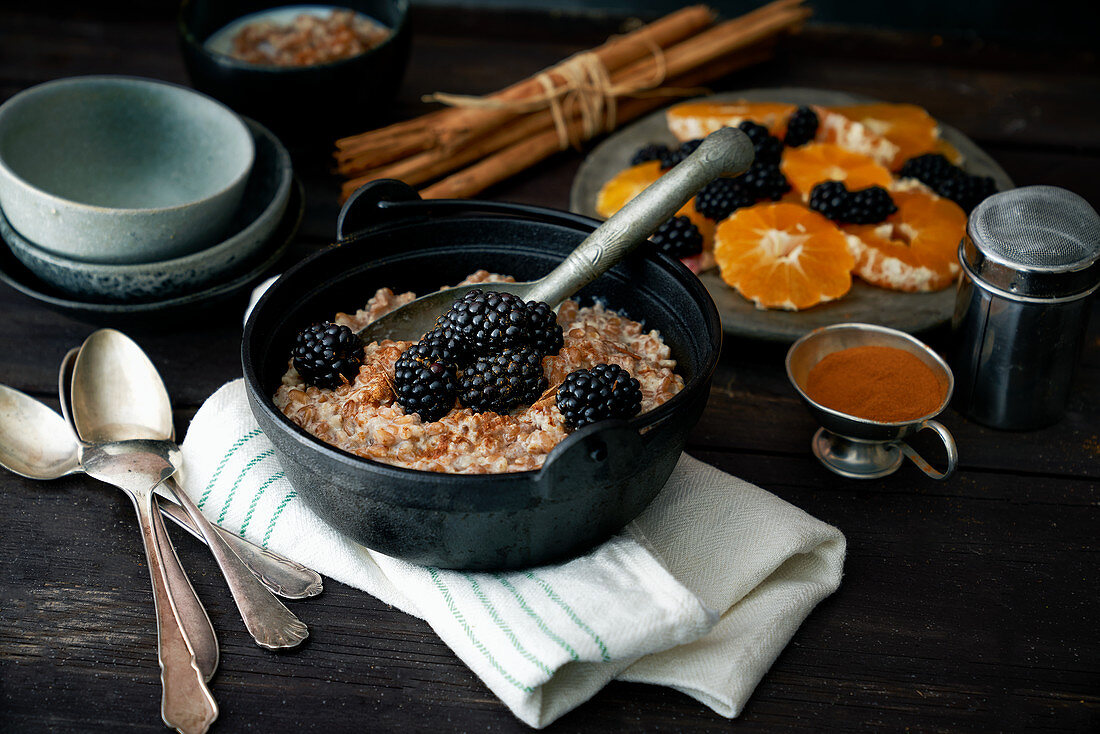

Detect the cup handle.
[{"left": 898, "top": 420, "right": 958, "bottom": 480}]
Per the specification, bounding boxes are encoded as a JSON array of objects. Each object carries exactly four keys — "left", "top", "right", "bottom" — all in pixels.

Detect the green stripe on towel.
[
  {"left": 495, "top": 574, "right": 579, "bottom": 662},
  {"left": 197, "top": 428, "right": 262, "bottom": 509},
  {"left": 218, "top": 449, "right": 274, "bottom": 524},
  {"left": 428, "top": 567, "right": 533, "bottom": 693},
  {"left": 239, "top": 471, "right": 286, "bottom": 536},
  {"left": 465, "top": 574, "right": 552, "bottom": 677},
  {"left": 261, "top": 489, "right": 297, "bottom": 548},
  {"left": 525, "top": 571, "right": 611, "bottom": 662}
]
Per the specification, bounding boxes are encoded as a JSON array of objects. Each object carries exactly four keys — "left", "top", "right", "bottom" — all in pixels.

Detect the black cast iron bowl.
[
  {"left": 178, "top": 0, "right": 411, "bottom": 142},
  {"left": 242, "top": 180, "right": 722, "bottom": 570}
]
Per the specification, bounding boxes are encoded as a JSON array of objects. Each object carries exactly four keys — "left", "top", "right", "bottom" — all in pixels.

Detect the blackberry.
[
  {"left": 738, "top": 121, "right": 782, "bottom": 164},
  {"left": 741, "top": 162, "right": 791, "bottom": 201},
  {"left": 458, "top": 347, "right": 548, "bottom": 414},
  {"left": 650, "top": 215, "right": 703, "bottom": 259},
  {"left": 630, "top": 143, "right": 670, "bottom": 167},
  {"left": 897, "top": 153, "right": 997, "bottom": 213},
  {"left": 737, "top": 120, "right": 771, "bottom": 147},
  {"left": 659, "top": 138, "right": 703, "bottom": 170},
  {"left": 436, "top": 289, "right": 531, "bottom": 353},
  {"left": 897, "top": 153, "right": 956, "bottom": 189},
  {"left": 784, "top": 106, "right": 819, "bottom": 147},
  {"left": 845, "top": 185, "right": 898, "bottom": 224},
  {"left": 808, "top": 181, "right": 849, "bottom": 221},
  {"left": 291, "top": 322, "right": 362, "bottom": 389},
  {"left": 393, "top": 349, "right": 458, "bottom": 422},
  {"left": 417, "top": 326, "right": 471, "bottom": 368},
  {"left": 526, "top": 300, "right": 564, "bottom": 357},
  {"left": 556, "top": 363, "right": 642, "bottom": 429},
  {"left": 809, "top": 181, "right": 897, "bottom": 224},
  {"left": 935, "top": 173, "right": 997, "bottom": 213},
  {"left": 694, "top": 177, "right": 754, "bottom": 221}
]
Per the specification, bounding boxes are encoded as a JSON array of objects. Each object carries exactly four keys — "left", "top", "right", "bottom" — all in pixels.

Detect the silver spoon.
[
  {"left": 0, "top": 381, "right": 220, "bottom": 684},
  {"left": 0, "top": 383, "right": 80, "bottom": 479},
  {"left": 0, "top": 381, "right": 218, "bottom": 732},
  {"left": 78, "top": 440, "right": 219, "bottom": 734},
  {"left": 59, "top": 348, "right": 322, "bottom": 600},
  {"left": 357, "top": 126, "right": 754, "bottom": 343},
  {"left": 72, "top": 329, "right": 308, "bottom": 650}
]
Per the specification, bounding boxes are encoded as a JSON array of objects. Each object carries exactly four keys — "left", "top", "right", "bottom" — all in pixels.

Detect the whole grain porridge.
[{"left": 274, "top": 271, "right": 684, "bottom": 473}]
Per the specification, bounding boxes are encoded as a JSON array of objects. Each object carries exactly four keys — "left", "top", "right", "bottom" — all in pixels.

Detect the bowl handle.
[
  {"left": 337, "top": 179, "right": 604, "bottom": 243},
  {"left": 337, "top": 179, "right": 423, "bottom": 242},
  {"left": 536, "top": 420, "right": 644, "bottom": 500},
  {"left": 898, "top": 419, "right": 958, "bottom": 480}
]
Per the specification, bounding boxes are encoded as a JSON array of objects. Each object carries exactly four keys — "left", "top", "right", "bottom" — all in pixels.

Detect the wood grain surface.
[{"left": 0, "top": 5, "right": 1097, "bottom": 732}]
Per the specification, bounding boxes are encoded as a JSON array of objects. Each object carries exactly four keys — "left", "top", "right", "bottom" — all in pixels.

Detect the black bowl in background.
[
  {"left": 242, "top": 181, "right": 722, "bottom": 570},
  {"left": 177, "top": 0, "right": 411, "bottom": 142}
]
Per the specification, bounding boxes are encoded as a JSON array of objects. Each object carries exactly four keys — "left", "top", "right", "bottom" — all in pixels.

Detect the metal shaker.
[{"left": 951, "top": 185, "right": 1099, "bottom": 430}]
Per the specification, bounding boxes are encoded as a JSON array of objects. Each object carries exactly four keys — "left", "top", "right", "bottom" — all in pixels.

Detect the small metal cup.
[{"left": 786, "top": 323, "right": 958, "bottom": 480}]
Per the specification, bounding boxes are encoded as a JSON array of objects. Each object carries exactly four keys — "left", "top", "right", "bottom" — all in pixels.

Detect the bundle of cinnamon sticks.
[{"left": 334, "top": 0, "right": 809, "bottom": 201}]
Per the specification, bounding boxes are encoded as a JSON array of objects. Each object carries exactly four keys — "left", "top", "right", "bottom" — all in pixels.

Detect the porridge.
[
  {"left": 223, "top": 9, "right": 391, "bottom": 68},
  {"left": 274, "top": 271, "right": 684, "bottom": 473}
]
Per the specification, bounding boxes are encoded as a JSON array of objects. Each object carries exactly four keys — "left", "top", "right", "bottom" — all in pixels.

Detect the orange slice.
[
  {"left": 595, "top": 161, "right": 716, "bottom": 260},
  {"left": 781, "top": 143, "right": 893, "bottom": 199},
  {"left": 812, "top": 106, "right": 899, "bottom": 167},
  {"left": 667, "top": 101, "right": 899, "bottom": 166},
  {"left": 842, "top": 189, "right": 967, "bottom": 292},
  {"left": 714, "top": 202, "right": 855, "bottom": 310},
  {"left": 932, "top": 137, "right": 964, "bottom": 165},
  {"left": 831, "top": 103, "right": 940, "bottom": 169},
  {"left": 666, "top": 101, "right": 795, "bottom": 141}
]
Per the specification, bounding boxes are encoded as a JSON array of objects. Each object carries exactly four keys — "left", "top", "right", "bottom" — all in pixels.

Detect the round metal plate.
[{"left": 570, "top": 87, "right": 1015, "bottom": 343}]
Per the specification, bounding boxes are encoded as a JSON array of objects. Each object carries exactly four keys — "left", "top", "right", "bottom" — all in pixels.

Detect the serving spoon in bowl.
[
  {"left": 356, "top": 125, "right": 754, "bottom": 343},
  {"left": 71, "top": 329, "right": 309, "bottom": 650}
]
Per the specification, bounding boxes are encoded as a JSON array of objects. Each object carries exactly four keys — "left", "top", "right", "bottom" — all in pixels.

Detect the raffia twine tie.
[{"left": 423, "top": 43, "right": 702, "bottom": 150}]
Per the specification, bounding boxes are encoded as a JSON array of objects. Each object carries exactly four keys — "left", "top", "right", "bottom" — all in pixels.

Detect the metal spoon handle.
[
  {"left": 165, "top": 480, "right": 309, "bottom": 650},
  {"left": 157, "top": 483, "right": 323, "bottom": 600},
  {"left": 131, "top": 481, "right": 218, "bottom": 734},
  {"left": 153, "top": 503, "right": 219, "bottom": 681},
  {"left": 523, "top": 126, "right": 754, "bottom": 306}
]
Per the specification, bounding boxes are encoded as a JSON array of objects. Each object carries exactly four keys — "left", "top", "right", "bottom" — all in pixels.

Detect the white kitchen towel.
[{"left": 180, "top": 379, "right": 845, "bottom": 728}]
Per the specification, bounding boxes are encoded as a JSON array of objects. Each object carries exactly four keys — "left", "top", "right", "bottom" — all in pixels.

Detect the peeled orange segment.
[
  {"left": 667, "top": 100, "right": 900, "bottom": 166},
  {"left": 812, "top": 106, "right": 900, "bottom": 167},
  {"left": 714, "top": 202, "right": 855, "bottom": 311},
  {"left": 595, "top": 161, "right": 716, "bottom": 266},
  {"left": 596, "top": 161, "right": 661, "bottom": 218},
  {"left": 666, "top": 101, "right": 795, "bottom": 142},
  {"left": 830, "top": 103, "right": 940, "bottom": 169},
  {"left": 842, "top": 189, "right": 967, "bottom": 293},
  {"left": 780, "top": 143, "right": 893, "bottom": 199}
]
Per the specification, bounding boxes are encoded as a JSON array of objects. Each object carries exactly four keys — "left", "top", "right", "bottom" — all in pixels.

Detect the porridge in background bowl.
[{"left": 274, "top": 271, "right": 684, "bottom": 474}]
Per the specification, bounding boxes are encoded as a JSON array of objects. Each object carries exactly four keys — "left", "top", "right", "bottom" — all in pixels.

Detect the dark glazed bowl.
[
  {"left": 178, "top": 0, "right": 411, "bottom": 142},
  {"left": 242, "top": 181, "right": 721, "bottom": 569}
]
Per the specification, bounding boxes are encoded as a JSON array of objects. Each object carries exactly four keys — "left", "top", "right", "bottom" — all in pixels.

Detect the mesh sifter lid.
[{"left": 963, "top": 185, "right": 1100, "bottom": 299}]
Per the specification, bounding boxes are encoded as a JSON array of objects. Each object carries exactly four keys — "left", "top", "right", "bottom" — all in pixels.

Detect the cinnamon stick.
[
  {"left": 419, "top": 42, "right": 778, "bottom": 200},
  {"left": 341, "top": 1, "right": 806, "bottom": 195},
  {"left": 334, "top": 5, "right": 714, "bottom": 172}
]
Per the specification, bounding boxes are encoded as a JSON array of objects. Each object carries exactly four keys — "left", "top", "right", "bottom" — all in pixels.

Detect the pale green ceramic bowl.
[
  {"left": 0, "top": 117, "right": 291, "bottom": 302},
  {"left": 0, "top": 75, "right": 254, "bottom": 264}
]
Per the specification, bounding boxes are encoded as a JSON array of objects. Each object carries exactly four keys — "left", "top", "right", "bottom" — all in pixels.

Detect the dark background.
[
  {"left": 415, "top": 0, "right": 1092, "bottom": 43},
  {"left": 0, "top": 0, "right": 1094, "bottom": 43}
]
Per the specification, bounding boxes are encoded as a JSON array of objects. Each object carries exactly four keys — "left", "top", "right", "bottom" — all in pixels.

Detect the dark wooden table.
[{"left": 1, "top": 4, "right": 1097, "bottom": 732}]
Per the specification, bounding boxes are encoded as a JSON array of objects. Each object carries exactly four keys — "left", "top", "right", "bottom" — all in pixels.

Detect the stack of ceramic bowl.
[{"left": 0, "top": 76, "right": 301, "bottom": 324}]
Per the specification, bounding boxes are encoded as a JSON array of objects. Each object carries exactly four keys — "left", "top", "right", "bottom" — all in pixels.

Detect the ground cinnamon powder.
[{"left": 804, "top": 345, "right": 945, "bottom": 422}]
